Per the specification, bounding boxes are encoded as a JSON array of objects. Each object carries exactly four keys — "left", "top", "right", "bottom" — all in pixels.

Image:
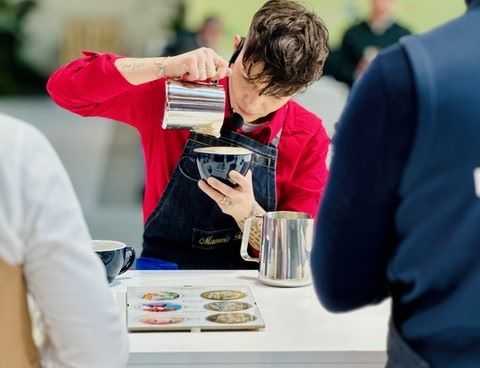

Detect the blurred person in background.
[
  {"left": 0, "top": 0, "right": 46, "bottom": 95},
  {"left": 0, "top": 113, "right": 129, "bottom": 367},
  {"left": 325, "top": 0, "right": 411, "bottom": 87},
  {"left": 312, "top": 0, "right": 480, "bottom": 367},
  {"left": 162, "top": 15, "right": 224, "bottom": 56},
  {"left": 47, "top": 0, "right": 330, "bottom": 270}
]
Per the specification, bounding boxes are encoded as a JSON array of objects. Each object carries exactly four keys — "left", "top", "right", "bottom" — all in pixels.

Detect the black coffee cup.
[
  {"left": 194, "top": 146, "right": 252, "bottom": 185},
  {"left": 93, "top": 240, "right": 136, "bottom": 283}
]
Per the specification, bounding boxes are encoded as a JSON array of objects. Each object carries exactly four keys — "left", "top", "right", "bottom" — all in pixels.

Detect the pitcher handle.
[{"left": 240, "top": 216, "right": 260, "bottom": 263}]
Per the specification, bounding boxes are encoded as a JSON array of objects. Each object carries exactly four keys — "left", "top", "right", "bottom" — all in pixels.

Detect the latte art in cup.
[{"left": 194, "top": 146, "right": 253, "bottom": 185}]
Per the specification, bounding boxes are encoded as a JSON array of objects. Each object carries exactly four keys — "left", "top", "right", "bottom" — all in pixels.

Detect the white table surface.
[{"left": 112, "top": 270, "right": 390, "bottom": 368}]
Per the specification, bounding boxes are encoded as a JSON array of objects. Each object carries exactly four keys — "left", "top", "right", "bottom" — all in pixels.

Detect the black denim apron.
[
  {"left": 142, "top": 129, "right": 280, "bottom": 269},
  {"left": 386, "top": 321, "right": 430, "bottom": 368}
]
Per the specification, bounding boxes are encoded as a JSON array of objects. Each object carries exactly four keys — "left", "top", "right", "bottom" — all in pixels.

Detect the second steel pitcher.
[{"left": 240, "top": 211, "right": 314, "bottom": 287}]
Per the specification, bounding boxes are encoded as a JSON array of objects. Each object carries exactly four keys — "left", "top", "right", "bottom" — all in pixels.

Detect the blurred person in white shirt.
[{"left": 0, "top": 113, "right": 129, "bottom": 368}]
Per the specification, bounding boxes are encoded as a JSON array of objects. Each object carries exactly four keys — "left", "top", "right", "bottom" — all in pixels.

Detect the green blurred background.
[
  {"left": 186, "top": 0, "right": 465, "bottom": 53},
  {"left": 0, "top": 0, "right": 468, "bottom": 249}
]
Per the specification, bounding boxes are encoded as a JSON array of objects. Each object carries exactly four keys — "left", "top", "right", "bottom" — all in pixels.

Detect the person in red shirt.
[{"left": 47, "top": 0, "right": 330, "bottom": 269}]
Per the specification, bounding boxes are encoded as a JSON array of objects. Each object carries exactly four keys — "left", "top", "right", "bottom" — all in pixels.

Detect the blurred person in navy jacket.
[{"left": 312, "top": 1, "right": 480, "bottom": 367}]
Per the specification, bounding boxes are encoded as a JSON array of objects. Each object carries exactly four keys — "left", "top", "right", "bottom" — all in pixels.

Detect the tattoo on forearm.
[
  {"left": 153, "top": 59, "right": 167, "bottom": 78},
  {"left": 235, "top": 202, "right": 267, "bottom": 252},
  {"left": 247, "top": 219, "right": 263, "bottom": 251},
  {"left": 120, "top": 60, "right": 147, "bottom": 72}
]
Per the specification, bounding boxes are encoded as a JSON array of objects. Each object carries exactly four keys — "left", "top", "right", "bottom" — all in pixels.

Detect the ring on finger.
[{"left": 220, "top": 196, "right": 232, "bottom": 206}]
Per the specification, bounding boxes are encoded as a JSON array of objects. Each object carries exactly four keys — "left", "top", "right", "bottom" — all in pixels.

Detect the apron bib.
[{"left": 143, "top": 129, "right": 280, "bottom": 269}]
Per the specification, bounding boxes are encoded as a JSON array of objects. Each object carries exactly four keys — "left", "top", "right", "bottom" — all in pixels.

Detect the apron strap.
[{"left": 270, "top": 128, "right": 283, "bottom": 148}]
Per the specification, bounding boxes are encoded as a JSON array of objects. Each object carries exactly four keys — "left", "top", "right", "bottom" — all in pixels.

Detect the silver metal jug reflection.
[
  {"left": 162, "top": 80, "right": 226, "bottom": 137},
  {"left": 240, "top": 211, "right": 314, "bottom": 287}
]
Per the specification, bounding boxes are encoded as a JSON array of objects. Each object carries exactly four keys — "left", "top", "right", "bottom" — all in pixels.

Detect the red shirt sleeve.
[
  {"left": 47, "top": 51, "right": 165, "bottom": 134},
  {"left": 278, "top": 125, "right": 330, "bottom": 218}
]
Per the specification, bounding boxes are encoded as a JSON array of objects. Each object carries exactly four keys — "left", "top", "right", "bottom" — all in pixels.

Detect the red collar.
[{"left": 220, "top": 78, "right": 287, "bottom": 144}]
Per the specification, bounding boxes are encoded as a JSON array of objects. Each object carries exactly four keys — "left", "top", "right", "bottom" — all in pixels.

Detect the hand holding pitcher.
[{"left": 165, "top": 48, "right": 231, "bottom": 81}]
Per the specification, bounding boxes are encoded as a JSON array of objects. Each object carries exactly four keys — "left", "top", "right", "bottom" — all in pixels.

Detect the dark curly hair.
[{"left": 241, "top": 0, "right": 329, "bottom": 97}]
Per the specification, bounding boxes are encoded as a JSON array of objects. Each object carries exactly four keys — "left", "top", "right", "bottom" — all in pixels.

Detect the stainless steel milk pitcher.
[
  {"left": 162, "top": 80, "right": 226, "bottom": 137},
  {"left": 240, "top": 211, "right": 314, "bottom": 287}
]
